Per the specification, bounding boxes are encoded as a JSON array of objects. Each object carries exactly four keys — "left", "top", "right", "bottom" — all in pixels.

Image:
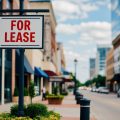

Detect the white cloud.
[
  {"left": 57, "top": 21, "right": 111, "bottom": 45},
  {"left": 52, "top": 0, "right": 99, "bottom": 22},
  {"left": 52, "top": 0, "right": 110, "bottom": 22}
]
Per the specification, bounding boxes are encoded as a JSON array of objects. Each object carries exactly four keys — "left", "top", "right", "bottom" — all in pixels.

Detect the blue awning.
[
  {"left": 61, "top": 68, "right": 71, "bottom": 75},
  {"left": 35, "top": 67, "right": 49, "bottom": 78}
]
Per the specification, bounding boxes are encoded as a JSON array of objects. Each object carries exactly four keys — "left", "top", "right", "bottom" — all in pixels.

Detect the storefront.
[
  {"left": 15, "top": 50, "right": 34, "bottom": 94},
  {"left": 5, "top": 49, "right": 12, "bottom": 103},
  {"left": 34, "top": 67, "right": 49, "bottom": 96}
]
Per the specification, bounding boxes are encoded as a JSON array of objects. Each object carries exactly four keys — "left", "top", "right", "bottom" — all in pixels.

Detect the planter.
[
  {"left": 12, "top": 96, "right": 18, "bottom": 103},
  {"left": 12, "top": 96, "right": 30, "bottom": 104},
  {"left": 47, "top": 98, "right": 63, "bottom": 105}
]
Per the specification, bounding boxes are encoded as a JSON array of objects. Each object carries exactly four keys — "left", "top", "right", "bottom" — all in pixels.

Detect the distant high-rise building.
[
  {"left": 95, "top": 45, "right": 111, "bottom": 76},
  {"left": 89, "top": 58, "right": 96, "bottom": 79}
]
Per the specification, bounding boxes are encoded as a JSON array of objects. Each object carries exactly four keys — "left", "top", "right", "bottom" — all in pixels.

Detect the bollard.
[
  {"left": 75, "top": 94, "right": 83, "bottom": 100},
  {"left": 76, "top": 95, "right": 83, "bottom": 104},
  {"left": 80, "top": 98, "right": 91, "bottom": 120}
]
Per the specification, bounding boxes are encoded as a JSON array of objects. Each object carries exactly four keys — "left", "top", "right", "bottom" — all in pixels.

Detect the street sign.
[{"left": 0, "top": 15, "right": 44, "bottom": 48}]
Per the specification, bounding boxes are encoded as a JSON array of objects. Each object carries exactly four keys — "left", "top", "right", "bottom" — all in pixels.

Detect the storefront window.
[
  {"left": 0, "top": 0, "right": 2, "bottom": 9},
  {"left": 4, "top": 49, "right": 12, "bottom": 103},
  {"left": 6, "top": 0, "right": 12, "bottom": 9}
]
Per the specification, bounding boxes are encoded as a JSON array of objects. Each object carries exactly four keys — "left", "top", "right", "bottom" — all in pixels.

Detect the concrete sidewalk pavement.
[
  {"left": 0, "top": 93, "right": 96, "bottom": 120},
  {"left": 36, "top": 93, "right": 96, "bottom": 120}
]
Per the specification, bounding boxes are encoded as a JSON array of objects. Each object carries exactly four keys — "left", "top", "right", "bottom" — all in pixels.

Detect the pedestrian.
[{"left": 42, "top": 86, "right": 46, "bottom": 101}]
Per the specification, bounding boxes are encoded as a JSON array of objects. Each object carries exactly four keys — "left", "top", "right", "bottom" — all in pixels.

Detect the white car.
[
  {"left": 98, "top": 87, "right": 109, "bottom": 94},
  {"left": 91, "top": 87, "right": 96, "bottom": 92}
]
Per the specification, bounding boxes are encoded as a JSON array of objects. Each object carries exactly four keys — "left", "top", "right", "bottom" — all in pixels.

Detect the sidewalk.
[
  {"left": 0, "top": 93, "right": 96, "bottom": 120},
  {"left": 34, "top": 93, "right": 96, "bottom": 120}
]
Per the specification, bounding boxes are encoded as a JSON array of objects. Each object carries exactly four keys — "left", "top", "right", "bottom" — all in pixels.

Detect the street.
[{"left": 80, "top": 90, "right": 120, "bottom": 120}]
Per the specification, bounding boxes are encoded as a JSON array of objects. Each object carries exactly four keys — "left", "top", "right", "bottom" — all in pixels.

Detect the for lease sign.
[{"left": 0, "top": 16, "right": 44, "bottom": 48}]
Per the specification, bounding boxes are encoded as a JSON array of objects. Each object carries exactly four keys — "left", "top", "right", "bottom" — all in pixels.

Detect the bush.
[
  {"left": 29, "top": 80, "right": 35, "bottom": 104},
  {"left": 10, "top": 105, "right": 26, "bottom": 116},
  {"left": 46, "top": 91, "right": 49, "bottom": 96},
  {"left": 14, "top": 88, "right": 19, "bottom": 96},
  {"left": 26, "top": 103, "right": 48, "bottom": 118},
  {"left": 46, "top": 94, "right": 64, "bottom": 99},
  {"left": 53, "top": 86, "right": 59, "bottom": 95},
  {"left": 0, "top": 113, "right": 32, "bottom": 120},
  {"left": 34, "top": 111, "right": 60, "bottom": 120},
  {"left": 61, "top": 91, "right": 68, "bottom": 96}
]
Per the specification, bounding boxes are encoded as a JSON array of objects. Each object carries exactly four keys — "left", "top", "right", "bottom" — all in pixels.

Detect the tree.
[
  {"left": 83, "top": 75, "right": 106, "bottom": 87},
  {"left": 29, "top": 80, "right": 35, "bottom": 104}
]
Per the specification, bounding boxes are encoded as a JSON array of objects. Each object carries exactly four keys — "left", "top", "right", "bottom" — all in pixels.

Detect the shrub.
[
  {"left": 29, "top": 80, "right": 35, "bottom": 104},
  {"left": 61, "top": 91, "right": 68, "bottom": 96},
  {"left": 26, "top": 103, "right": 48, "bottom": 118},
  {"left": 53, "top": 86, "right": 59, "bottom": 95},
  {"left": 0, "top": 114, "right": 32, "bottom": 120},
  {"left": 10, "top": 104, "right": 26, "bottom": 116},
  {"left": 34, "top": 111, "right": 60, "bottom": 120},
  {"left": 46, "top": 94, "right": 64, "bottom": 99},
  {"left": 14, "top": 88, "right": 19, "bottom": 96},
  {"left": 46, "top": 91, "right": 49, "bottom": 96}
]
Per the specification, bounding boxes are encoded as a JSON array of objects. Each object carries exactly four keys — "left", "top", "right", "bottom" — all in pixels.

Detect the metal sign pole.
[{"left": 18, "top": 0, "right": 25, "bottom": 116}]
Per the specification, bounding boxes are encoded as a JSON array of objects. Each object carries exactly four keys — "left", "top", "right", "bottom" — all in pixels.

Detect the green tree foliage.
[
  {"left": 29, "top": 80, "right": 35, "bottom": 104},
  {"left": 84, "top": 75, "right": 106, "bottom": 87}
]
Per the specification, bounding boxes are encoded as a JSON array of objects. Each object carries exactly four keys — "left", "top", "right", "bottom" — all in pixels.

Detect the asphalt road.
[{"left": 80, "top": 90, "right": 120, "bottom": 120}]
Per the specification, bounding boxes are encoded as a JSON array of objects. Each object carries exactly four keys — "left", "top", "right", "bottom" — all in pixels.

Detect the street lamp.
[{"left": 74, "top": 59, "right": 78, "bottom": 95}]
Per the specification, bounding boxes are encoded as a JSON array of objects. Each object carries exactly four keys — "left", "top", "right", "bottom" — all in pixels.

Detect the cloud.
[
  {"left": 52, "top": 0, "right": 110, "bottom": 22},
  {"left": 52, "top": 0, "right": 99, "bottom": 22},
  {"left": 57, "top": 21, "right": 111, "bottom": 44}
]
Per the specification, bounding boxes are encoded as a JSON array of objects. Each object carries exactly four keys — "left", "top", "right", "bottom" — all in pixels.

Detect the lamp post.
[{"left": 74, "top": 59, "right": 78, "bottom": 95}]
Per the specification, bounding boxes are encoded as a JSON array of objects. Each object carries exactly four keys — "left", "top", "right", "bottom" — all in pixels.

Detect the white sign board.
[{"left": 0, "top": 16, "right": 44, "bottom": 48}]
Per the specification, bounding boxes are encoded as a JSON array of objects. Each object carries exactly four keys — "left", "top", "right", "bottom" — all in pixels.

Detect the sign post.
[{"left": 18, "top": 0, "right": 24, "bottom": 116}]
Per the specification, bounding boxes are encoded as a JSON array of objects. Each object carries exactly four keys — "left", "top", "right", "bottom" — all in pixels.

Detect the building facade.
[
  {"left": 95, "top": 45, "right": 111, "bottom": 76},
  {"left": 89, "top": 58, "right": 96, "bottom": 79},
  {"left": 106, "top": 48, "right": 114, "bottom": 92},
  {"left": 112, "top": 34, "right": 120, "bottom": 92}
]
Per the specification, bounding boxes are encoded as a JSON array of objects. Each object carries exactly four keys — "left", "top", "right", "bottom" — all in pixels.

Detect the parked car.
[
  {"left": 91, "top": 87, "right": 96, "bottom": 92},
  {"left": 97, "top": 87, "right": 109, "bottom": 94},
  {"left": 117, "top": 89, "right": 120, "bottom": 97}
]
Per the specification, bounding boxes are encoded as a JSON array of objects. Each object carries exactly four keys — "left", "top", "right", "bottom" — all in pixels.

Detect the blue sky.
[
  {"left": 112, "top": 0, "right": 120, "bottom": 39},
  {"left": 52, "top": 0, "right": 112, "bottom": 83}
]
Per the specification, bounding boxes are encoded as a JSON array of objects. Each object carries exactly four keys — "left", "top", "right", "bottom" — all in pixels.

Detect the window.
[
  {"left": 6, "top": 0, "right": 11, "bottom": 9},
  {"left": 0, "top": 0, "right": 2, "bottom": 12},
  {"left": 5, "top": 49, "right": 12, "bottom": 61}
]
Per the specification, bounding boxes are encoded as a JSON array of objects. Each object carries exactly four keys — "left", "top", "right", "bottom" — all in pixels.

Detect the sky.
[{"left": 51, "top": 0, "right": 112, "bottom": 83}]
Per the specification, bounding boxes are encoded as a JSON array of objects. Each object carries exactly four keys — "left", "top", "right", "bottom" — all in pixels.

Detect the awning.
[
  {"left": 61, "top": 68, "right": 71, "bottom": 75},
  {"left": 44, "top": 70, "right": 58, "bottom": 76},
  {"left": 16, "top": 50, "right": 34, "bottom": 74},
  {"left": 112, "top": 74, "right": 120, "bottom": 81},
  {"left": 35, "top": 67, "right": 49, "bottom": 78},
  {"left": 63, "top": 77, "right": 73, "bottom": 82}
]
